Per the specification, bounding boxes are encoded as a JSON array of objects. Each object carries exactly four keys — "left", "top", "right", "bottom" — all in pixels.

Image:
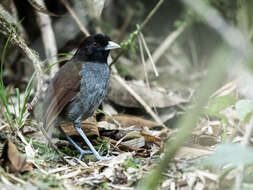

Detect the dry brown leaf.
[
  {"left": 103, "top": 137, "right": 150, "bottom": 157},
  {"left": 108, "top": 78, "right": 188, "bottom": 108},
  {"left": 0, "top": 140, "right": 33, "bottom": 173},
  {"left": 61, "top": 117, "right": 99, "bottom": 137},
  {"left": 121, "top": 137, "right": 145, "bottom": 148},
  {"left": 141, "top": 132, "right": 162, "bottom": 147},
  {"left": 102, "top": 114, "right": 160, "bottom": 129}
]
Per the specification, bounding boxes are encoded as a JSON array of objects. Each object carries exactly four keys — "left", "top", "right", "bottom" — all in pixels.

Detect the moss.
[{"left": 122, "top": 158, "right": 140, "bottom": 169}]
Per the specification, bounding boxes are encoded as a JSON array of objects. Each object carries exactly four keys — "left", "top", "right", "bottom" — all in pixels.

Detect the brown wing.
[{"left": 43, "top": 59, "right": 82, "bottom": 131}]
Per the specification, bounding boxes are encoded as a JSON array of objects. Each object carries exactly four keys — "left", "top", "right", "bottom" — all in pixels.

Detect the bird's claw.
[{"left": 78, "top": 149, "right": 92, "bottom": 160}]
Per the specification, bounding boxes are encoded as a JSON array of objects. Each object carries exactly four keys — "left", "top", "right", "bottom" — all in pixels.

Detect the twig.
[
  {"left": 139, "top": 0, "right": 164, "bottom": 31},
  {"left": 109, "top": 0, "right": 165, "bottom": 128},
  {"left": 138, "top": 33, "right": 149, "bottom": 86},
  {"left": 235, "top": 116, "right": 253, "bottom": 190},
  {"left": 110, "top": 0, "right": 165, "bottom": 66},
  {"left": 111, "top": 66, "right": 165, "bottom": 127},
  {"left": 35, "top": 0, "right": 59, "bottom": 77},
  {"left": 138, "top": 31, "right": 158, "bottom": 116},
  {"left": 138, "top": 27, "right": 159, "bottom": 77},
  {"left": 60, "top": 0, "right": 90, "bottom": 36},
  {"left": 145, "top": 23, "right": 188, "bottom": 68}
]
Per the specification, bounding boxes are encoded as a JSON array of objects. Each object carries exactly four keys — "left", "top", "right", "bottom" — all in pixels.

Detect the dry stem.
[
  {"left": 145, "top": 23, "right": 188, "bottom": 68},
  {"left": 60, "top": 0, "right": 90, "bottom": 36},
  {"left": 35, "top": 0, "right": 59, "bottom": 77}
]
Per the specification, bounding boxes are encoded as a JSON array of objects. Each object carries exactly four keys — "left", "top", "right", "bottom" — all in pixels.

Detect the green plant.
[
  {"left": 0, "top": 37, "right": 35, "bottom": 129},
  {"left": 42, "top": 52, "right": 73, "bottom": 73},
  {"left": 204, "top": 95, "right": 237, "bottom": 141}
]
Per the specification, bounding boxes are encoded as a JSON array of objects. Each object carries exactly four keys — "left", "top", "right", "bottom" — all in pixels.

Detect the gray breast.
[
  {"left": 58, "top": 62, "right": 110, "bottom": 123},
  {"left": 79, "top": 62, "right": 110, "bottom": 119}
]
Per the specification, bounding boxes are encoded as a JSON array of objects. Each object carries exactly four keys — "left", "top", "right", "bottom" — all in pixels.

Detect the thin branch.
[
  {"left": 110, "top": 0, "right": 165, "bottom": 66},
  {"left": 138, "top": 30, "right": 158, "bottom": 116},
  {"left": 139, "top": 30, "right": 159, "bottom": 77},
  {"left": 139, "top": 0, "right": 164, "bottom": 31},
  {"left": 60, "top": 0, "right": 90, "bottom": 36},
  {"left": 138, "top": 33, "right": 149, "bottom": 86},
  {"left": 111, "top": 66, "right": 165, "bottom": 128}
]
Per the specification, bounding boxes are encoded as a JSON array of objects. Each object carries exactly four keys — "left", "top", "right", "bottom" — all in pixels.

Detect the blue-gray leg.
[
  {"left": 73, "top": 119, "right": 103, "bottom": 160},
  {"left": 58, "top": 126, "right": 92, "bottom": 160}
]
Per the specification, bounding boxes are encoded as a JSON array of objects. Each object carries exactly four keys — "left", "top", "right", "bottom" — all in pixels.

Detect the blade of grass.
[
  {"left": 44, "top": 58, "right": 69, "bottom": 73},
  {"left": 41, "top": 52, "right": 73, "bottom": 66},
  {"left": 0, "top": 37, "right": 13, "bottom": 127},
  {"left": 0, "top": 37, "right": 10, "bottom": 87},
  {"left": 18, "top": 72, "right": 36, "bottom": 126}
]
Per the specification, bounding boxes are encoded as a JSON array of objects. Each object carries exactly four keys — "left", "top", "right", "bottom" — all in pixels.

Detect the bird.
[{"left": 42, "top": 34, "right": 120, "bottom": 160}]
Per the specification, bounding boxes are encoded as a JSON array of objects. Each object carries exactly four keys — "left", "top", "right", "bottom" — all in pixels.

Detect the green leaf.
[
  {"left": 207, "top": 143, "right": 253, "bottom": 167},
  {"left": 235, "top": 99, "right": 253, "bottom": 122},
  {"left": 206, "top": 95, "right": 237, "bottom": 115}
]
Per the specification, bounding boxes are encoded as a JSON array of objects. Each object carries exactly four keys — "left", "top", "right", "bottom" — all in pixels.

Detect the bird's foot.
[
  {"left": 79, "top": 152, "right": 115, "bottom": 161},
  {"left": 78, "top": 149, "right": 92, "bottom": 160}
]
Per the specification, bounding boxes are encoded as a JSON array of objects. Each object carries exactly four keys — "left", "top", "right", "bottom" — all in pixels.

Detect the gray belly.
[{"left": 57, "top": 62, "right": 110, "bottom": 123}]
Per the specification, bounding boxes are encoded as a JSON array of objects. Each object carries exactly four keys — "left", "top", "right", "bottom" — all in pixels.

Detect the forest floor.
[{"left": 1, "top": 75, "right": 252, "bottom": 190}]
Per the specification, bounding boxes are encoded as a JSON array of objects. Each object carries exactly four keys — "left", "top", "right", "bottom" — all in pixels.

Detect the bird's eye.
[{"left": 93, "top": 42, "right": 98, "bottom": 47}]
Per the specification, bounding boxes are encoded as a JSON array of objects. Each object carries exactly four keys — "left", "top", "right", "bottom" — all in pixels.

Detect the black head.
[{"left": 74, "top": 34, "right": 120, "bottom": 63}]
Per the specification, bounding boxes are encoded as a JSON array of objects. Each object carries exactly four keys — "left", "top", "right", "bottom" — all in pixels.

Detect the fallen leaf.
[
  {"left": 103, "top": 137, "right": 150, "bottom": 157},
  {"left": 0, "top": 140, "right": 33, "bottom": 173},
  {"left": 121, "top": 137, "right": 145, "bottom": 148},
  {"left": 108, "top": 78, "right": 188, "bottom": 108},
  {"left": 61, "top": 117, "right": 99, "bottom": 137},
  {"left": 102, "top": 114, "right": 161, "bottom": 129}
]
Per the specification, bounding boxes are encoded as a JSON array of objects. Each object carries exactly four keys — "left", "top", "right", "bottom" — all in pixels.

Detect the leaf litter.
[{"left": 1, "top": 78, "right": 253, "bottom": 189}]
